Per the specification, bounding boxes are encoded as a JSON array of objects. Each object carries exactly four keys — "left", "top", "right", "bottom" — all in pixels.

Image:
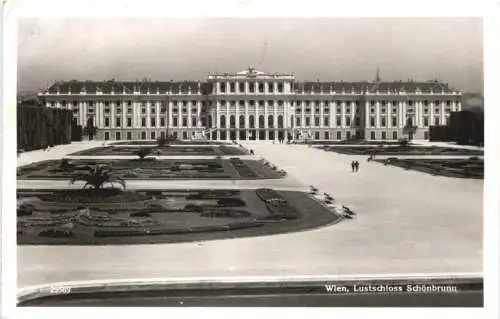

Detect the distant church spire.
[{"left": 375, "top": 65, "right": 381, "bottom": 83}]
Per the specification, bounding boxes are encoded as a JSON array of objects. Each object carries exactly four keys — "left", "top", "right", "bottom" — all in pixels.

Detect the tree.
[{"left": 69, "top": 164, "right": 126, "bottom": 190}]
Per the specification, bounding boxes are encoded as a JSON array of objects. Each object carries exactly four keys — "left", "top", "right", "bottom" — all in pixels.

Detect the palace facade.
[{"left": 38, "top": 68, "right": 462, "bottom": 141}]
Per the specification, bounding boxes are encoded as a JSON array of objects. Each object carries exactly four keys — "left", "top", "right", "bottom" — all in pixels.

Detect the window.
[
  {"left": 141, "top": 107, "right": 146, "bottom": 114},
  {"left": 424, "top": 108, "right": 428, "bottom": 114},
  {"left": 346, "top": 131, "right": 351, "bottom": 140},
  {"left": 249, "top": 83, "right": 255, "bottom": 93},
  {"left": 116, "top": 117, "right": 121, "bottom": 127},
  {"left": 89, "top": 101, "right": 94, "bottom": 106},
  {"left": 315, "top": 132, "right": 320, "bottom": 140},
  {"left": 141, "top": 118, "right": 146, "bottom": 127},
  {"left": 314, "top": 117, "right": 320, "bottom": 127},
  {"left": 173, "top": 107, "right": 178, "bottom": 114},
  {"left": 296, "top": 118, "right": 301, "bottom": 126},
  {"left": 151, "top": 132, "right": 155, "bottom": 140},
  {"left": 116, "top": 132, "right": 121, "bottom": 140},
  {"left": 127, "top": 101, "right": 132, "bottom": 106},
  {"left": 315, "top": 108, "right": 320, "bottom": 114},
  {"left": 345, "top": 117, "right": 351, "bottom": 127},
  {"left": 392, "top": 107, "right": 397, "bottom": 114},
  {"left": 435, "top": 108, "right": 440, "bottom": 114},
  {"left": 336, "top": 116, "right": 341, "bottom": 126},
  {"left": 268, "top": 83, "right": 274, "bottom": 93},
  {"left": 393, "top": 131, "right": 398, "bottom": 140},
  {"left": 116, "top": 107, "right": 122, "bottom": 114},
  {"left": 324, "top": 107, "right": 329, "bottom": 114},
  {"left": 370, "top": 131, "right": 375, "bottom": 140},
  {"left": 424, "top": 117, "right": 429, "bottom": 127},
  {"left": 127, "top": 132, "right": 132, "bottom": 140},
  {"left": 370, "top": 117, "right": 375, "bottom": 127},
  {"left": 220, "top": 83, "right": 226, "bottom": 93},
  {"left": 182, "top": 101, "right": 187, "bottom": 107},
  {"left": 305, "top": 117, "right": 310, "bottom": 126},
  {"left": 104, "top": 132, "right": 110, "bottom": 140},
  {"left": 424, "top": 100, "right": 429, "bottom": 106},
  {"left": 268, "top": 100, "right": 274, "bottom": 106},
  {"left": 324, "top": 132, "right": 329, "bottom": 140},
  {"left": 370, "top": 100, "right": 375, "bottom": 106},
  {"left": 258, "top": 83, "right": 264, "bottom": 93},
  {"left": 141, "top": 132, "right": 146, "bottom": 140},
  {"left": 127, "top": 118, "right": 132, "bottom": 127},
  {"left": 392, "top": 117, "right": 397, "bottom": 127},
  {"left": 182, "top": 117, "right": 187, "bottom": 127},
  {"left": 192, "top": 117, "right": 197, "bottom": 126},
  {"left": 104, "top": 118, "right": 110, "bottom": 127},
  {"left": 424, "top": 131, "right": 429, "bottom": 139},
  {"left": 151, "top": 107, "right": 156, "bottom": 114},
  {"left": 230, "top": 83, "right": 235, "bottom": 93},
  {"left": 160, "top": 117, "right": 165, "bottom": 127},
  {"left": 104, "top": 107, "right": 110, "bottom": 114},
  {"left": 324, "top": 116, "right": 329, "bottom": 126},
  {"left": 182, "top": 132, "right": 188, "bottom": 140},
  {"left": 435, "top": 118, "right": 440, "bottom": 126},
  {"left": 336, "top": 107, "right": 341, "bottom": 114},
  {"left": 105, "top": 101, "right": 109, "bottom": 106},
  {"left": 73, "top": 100, "right": 78, "bottom": 106},
  {"left": 381, "top": 117, "right": 386, "bottom": 127},
  {"left": 221, "top": 100, "right": 226, "bottom": 106},
  {"left": 337, "top": 131, "right": 342, "bottom": 140},
  {"left": 239, "top": 82, "right": 245, "bottom": 93},
  {"left": 258, "top": 100, "right": 264, "bottom": 106},
  {"left": 381, "top": 132, "right": 386, "bottom": 140},
  {"left": 381, "top": 108, "right": 386, "bottom": 114},
  {"left": 278, "top": 83, "right": 283, "bottom": 93},
  {"left": 346, "top": 107, "right": 351, "bottom": 114},
  {"left": 305, "top": 108, "right": 311, "bottom": 114},
  {"left": 151, "top": 117, "right": 156, "bottom": 127},
  {"left": 249, "top": 100, "right": 255, "bottom": 106},
  {"left": 191, "top": 107, "right": 197, "bottom": 114},
  {"left": 127, "top": 107, "right": 133, "bottom": 114},
  {"left": 239, "top": 100, "right": 245, "bottom": 106},
  {"left": 355, "top": 117, "right": 360, "bottom": 126}
]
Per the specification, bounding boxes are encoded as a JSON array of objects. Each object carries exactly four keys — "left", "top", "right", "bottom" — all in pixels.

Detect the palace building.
[{"left": 38, "top": 68, "right": 462, "bottom": 141}]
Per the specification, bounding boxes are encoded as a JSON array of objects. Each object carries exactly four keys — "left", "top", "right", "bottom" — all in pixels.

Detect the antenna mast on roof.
[{"left": 375, "top": 65, "right": 381, "bottom": 83}]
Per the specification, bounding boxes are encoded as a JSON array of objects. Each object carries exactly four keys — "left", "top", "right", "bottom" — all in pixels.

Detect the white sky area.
[{"left": 17, "top": 18, "right": 483, "bottom": 93}]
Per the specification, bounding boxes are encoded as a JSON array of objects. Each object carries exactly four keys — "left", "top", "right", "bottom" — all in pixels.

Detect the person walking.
[
  {"left": 351, "top": 161, "right": 355, "bottom": 172},
  {"left": 354, "top": 160, "right": 360, "bottom": 172}
]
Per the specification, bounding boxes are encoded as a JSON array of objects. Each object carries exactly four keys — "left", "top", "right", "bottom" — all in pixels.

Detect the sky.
[{"left": 17, "top": 18, "right": 483, "bottom": 93}]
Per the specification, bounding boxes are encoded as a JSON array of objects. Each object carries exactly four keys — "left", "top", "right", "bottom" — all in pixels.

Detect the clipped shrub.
[
  {"left": 216, "top": 198, "right": 245, "bottom": 207},
  {"left": 130, "top": 211, "right": 152, "bottom": 218},
  {"left": 39, "top": 228, "right": 75, "bottom": 238}
]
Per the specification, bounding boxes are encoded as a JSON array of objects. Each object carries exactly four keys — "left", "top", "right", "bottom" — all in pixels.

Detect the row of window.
[
  {"left": 218, "top": 82, "right": 284, "bottom": 94},
  {"left": 103, "top": 130, "right": 411, "bottom": 142}
]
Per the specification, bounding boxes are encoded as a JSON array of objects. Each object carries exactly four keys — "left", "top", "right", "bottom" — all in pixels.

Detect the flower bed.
[
  {"left": 229, "top": 158, "right": 258, "bottom": 178},
  {"left": 376, "top": 158, "right": 484, "bottom": 179},
  {"left": 38, "top": 189, "right": 151, "bottom": 203}
]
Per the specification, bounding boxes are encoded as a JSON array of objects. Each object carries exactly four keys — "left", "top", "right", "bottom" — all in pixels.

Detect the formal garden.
[
  {"left": 320, "top": 144, "right": 483, "bottom": 156},
  {"left": 17, "top": 185, "right": 339, "bottom": 245},
  {"left": 69, "top": 145, "right": 247, "bottom": 156},
  {"left": 17, "top": 157, "right": 285, "bottom": 180},
  {"left": 375, "top": 157, "right": 484, "bottom": 179}
]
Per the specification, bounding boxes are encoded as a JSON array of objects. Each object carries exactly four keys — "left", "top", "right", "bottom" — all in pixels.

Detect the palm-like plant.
[
  {"left": 70, "top": 164, "right": 126, "bottom": 190},
  {"left": 134, "top": 147, "right": 154, "bottom": 160}
]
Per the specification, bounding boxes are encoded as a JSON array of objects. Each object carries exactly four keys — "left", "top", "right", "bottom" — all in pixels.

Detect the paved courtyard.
[{"left": 17, "top": 141, "right": 482, "bottom": 289}]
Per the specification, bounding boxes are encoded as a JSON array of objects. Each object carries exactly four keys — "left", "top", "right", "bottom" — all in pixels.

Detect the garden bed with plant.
[
  {"left": 321, "top": 145, "right": 483, "bottom": 156},
  {"left": 69, "top": 145, "right": 247, "bottom": 156},
  {"left": 17, "top": 185, "right": 338, "bottom": 245},
  {"left": 17, "top": 157, "right": 282, "bottom": 180},
  {"left": 375, "top": 157, "right": 483, "bottom": 179},
  {"left": 111, "top": 140, "right": 229, "bottom": 146}
]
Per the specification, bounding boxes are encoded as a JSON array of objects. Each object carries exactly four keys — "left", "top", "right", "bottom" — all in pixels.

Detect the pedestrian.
[
  {"left": 351, "top": 161, "right": 355, "bottom": 172},
  {"left": 354, "top": 161, "right": 359, "bottom": 172}
]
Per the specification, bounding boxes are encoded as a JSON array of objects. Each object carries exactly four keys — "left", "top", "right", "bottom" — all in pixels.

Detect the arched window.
[
  {"left": 239, "top": 115, "right": 245, "bottom": 127},
  {"left": 220, "top": 115, "right": 226, "bottom": 128},
  {"left": 230, "top": 115, "right": 236, "bottom": 128},
  {"left": 278, "top": 115, "right": 284, "bottom": 128},
  {"left": 259, "top": 115, "right": 265, "bottom": 128},
  {"left": 249, "top": 115, "right": 255, "bottom": 128},
  {"left": 268, "top": 115, "right": 274, "bottom": 128}
]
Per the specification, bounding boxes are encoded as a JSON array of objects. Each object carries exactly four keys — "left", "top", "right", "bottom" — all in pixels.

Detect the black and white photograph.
[{"left": 2, "top": 0, "right": 500, "bottom": 318}]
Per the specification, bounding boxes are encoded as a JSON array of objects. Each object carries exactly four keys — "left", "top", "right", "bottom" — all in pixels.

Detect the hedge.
[{"left": 17, "top": 105, "right": 73, "bottom": 151}]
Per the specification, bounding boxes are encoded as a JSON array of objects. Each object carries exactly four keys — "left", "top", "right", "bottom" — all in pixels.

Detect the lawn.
[
  {"left": 321, "top": 145, "right": 483, "bottom": 156},
  {"left": 375, "top": 157, "right": 484, "bottom": 179},
  {"left": 17, "top": 158, "right": 283, "bottom": 180},
  {"left": 69, "top": 145, "right": 247, "bottom": 156},
  {"left": 17, "top": 188, "right": 339, "bottom": 245}
]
